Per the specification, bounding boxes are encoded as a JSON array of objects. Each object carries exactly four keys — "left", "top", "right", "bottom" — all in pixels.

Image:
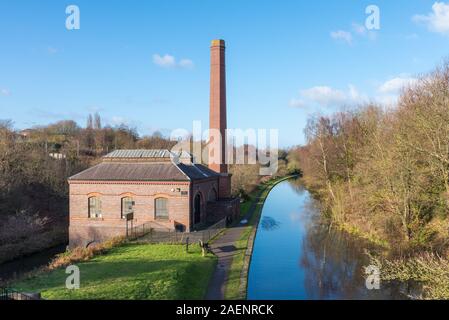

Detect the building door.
[{"left": 194, "top": 194, "right": 201, "bottom": 225}]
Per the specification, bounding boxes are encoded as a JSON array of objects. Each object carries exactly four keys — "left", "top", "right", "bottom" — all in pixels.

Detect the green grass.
[
  {"left": 13, "top": 243, "right": 216, "bottom": 300},
  {"left": 237, "top": 178, "right": 282, "bottom": 221},
  {"left": 239, "top": 200, "right": 252, "bottom": 218}
]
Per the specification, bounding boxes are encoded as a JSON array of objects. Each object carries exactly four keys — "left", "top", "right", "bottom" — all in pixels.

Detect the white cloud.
[
  {"left": 373, "top": 76, "right": 419, "bottom": 107},
  {"left": 378, "top": 77, "right": 418, "bottom": 94},
  {"left": 0, "top": 88, "right": 11, "bottom": 96},
  {"left": 291, "top": 76, "right": 420, "bottom": 110},
  {"left": 178, "top": 59, "right": 194, "bottom": 69},
  {"left": 152, "top": 54, "right": 176, "bottom": 68},
  {"left": 330, "top": 30, "right": 353, "bottom": 44},
  {"left": 413, "top": 2, "right": 449, "bottom": 36},
  {"left": 290, "top": 84, "right": 375, "bottom": 109},
  {"left": 330, "top": 23, "right": 377, "bottom": 46},
  {"left": 152, "top": 54, "right": 194, "bottom": 69},
  {"left": 300, "top": 86, "right": 347, "bottom": 107},
  {"left": 291, "top": 85, "right": 368, "bottom": 108}
]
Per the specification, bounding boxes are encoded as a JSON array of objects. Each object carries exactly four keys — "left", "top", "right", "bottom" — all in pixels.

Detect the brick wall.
[
  {"left": 218, "top": 174, "right": 232, "bottom": 199},
  {"left": 68, "top": 181, "right": 191, "bottom": 247},
  {"left": 68, "top": 177, "right": 238, "bottom": 247},
  {"left": 206, "top": 198, "right": 240, "bottom": 224},
  {"left": 191, "top": 178, "right": 220, "bottom": 226}
]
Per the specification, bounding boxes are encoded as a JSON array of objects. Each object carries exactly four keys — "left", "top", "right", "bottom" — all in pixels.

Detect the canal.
[
  {"left": 0, "top": 245, "right": 66, "bottom": 284},
  {"left": 247, "top": 178, "right": 413, "bottom": 300}
]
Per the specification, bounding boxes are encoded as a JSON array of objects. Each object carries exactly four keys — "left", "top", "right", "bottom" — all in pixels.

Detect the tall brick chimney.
[
  {"left": 209, "top": 39, "right": 228, "bottom": 174},
  {"left": 209, "top": 39, "right": 231, "bottom": 198}
]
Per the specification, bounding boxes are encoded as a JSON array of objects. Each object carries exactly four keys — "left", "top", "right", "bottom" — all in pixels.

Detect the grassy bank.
[
  {"left": 224, "top": 176, "right": 296, "bottom": 300},
  {"left": 13, "top": 243, "right": 216, "bottom": 300}
]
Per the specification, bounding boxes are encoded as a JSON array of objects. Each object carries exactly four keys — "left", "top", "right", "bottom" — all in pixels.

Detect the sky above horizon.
[{"left": 1, "top": 0, "right": 449, "bottom": 147}]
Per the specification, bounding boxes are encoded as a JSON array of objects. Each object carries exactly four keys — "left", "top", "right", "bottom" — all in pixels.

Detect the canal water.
[
  {"left": 247, "top": 178, "right": 414, "bottom": 300},
  {"left": 0, "top": 244, "right": 66, "bottom": 284}
]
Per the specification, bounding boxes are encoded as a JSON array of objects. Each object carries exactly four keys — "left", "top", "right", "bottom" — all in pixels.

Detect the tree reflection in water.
[
  {"left": 261, "top": 216, "right": 280, "bottom": 231},
  {"left": 297, "top": 183, "right": 417, "bottom": 300},
  {"left": 248, "top": 178, "right": 419, "bottom": 300}
]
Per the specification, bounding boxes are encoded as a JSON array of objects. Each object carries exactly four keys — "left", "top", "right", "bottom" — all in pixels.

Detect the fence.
[
  {"left": 127, "top": 220, "right": 171, "bottom": 240},
  {"left": 129, "top": 218, "right": 227, "bottom": 245},
  {"left": 0, "top": 287, "right": 38, "bottom": 300}
]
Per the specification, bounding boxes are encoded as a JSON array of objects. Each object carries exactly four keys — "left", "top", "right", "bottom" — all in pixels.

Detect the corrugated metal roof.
[
  {"left": 104, "top": 149, "right": 192, "bottom": 159},
  {"left": 69, "top": 149, "right": 219, "bottom": 181},
  {"left": 105, "top": 149, "right": 157, "bottom": 158}
]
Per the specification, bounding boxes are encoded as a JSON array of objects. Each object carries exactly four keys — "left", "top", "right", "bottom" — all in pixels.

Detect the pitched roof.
[
  {"left": 178, "top": 163, "right": 221, "bottom": 180},
  {"left": 68, "top": 149, "right": 220, "bottom": 182}
]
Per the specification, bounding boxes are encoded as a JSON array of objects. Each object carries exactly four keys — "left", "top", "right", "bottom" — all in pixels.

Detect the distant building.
[
  {"left": 68, "top": 40, "right": 239, "bottom": 247},
  {"left": 49, "top": 153, "right": 66, "bottom": 160},
  {"left": 19, "top": 129, "right": 33, "bottom": 137}
]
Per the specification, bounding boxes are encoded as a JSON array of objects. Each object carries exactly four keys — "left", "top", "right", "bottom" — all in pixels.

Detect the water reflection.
[
  {"left": 0, "top": 244, "right": 66, "bottom": 284},
  {"left": 260, "top": 217, "right": 281, "bottom": 231},
  {"left": 247, "top": 178, "right": 413, "bottom": 300}
]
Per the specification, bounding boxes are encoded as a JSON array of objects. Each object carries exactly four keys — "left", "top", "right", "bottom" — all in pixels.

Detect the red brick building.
[{"left": 68, "top": 40, "right": 239, "bottom": 247}]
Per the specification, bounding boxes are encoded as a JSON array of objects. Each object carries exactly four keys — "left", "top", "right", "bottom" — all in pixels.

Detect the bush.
[
  {"left": 48, "top": 237, "right": 126, "bottom": 270},
  {"left": 371, "top": 252, "right": 449, "bottom": 299}
]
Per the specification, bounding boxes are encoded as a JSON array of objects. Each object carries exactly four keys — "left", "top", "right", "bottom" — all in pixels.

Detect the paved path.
[{"left": 205, "top": 190, "right": 263, "bottom": 300}]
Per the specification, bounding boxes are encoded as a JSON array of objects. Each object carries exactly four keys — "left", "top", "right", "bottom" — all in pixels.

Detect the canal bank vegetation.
[
  {"left": 371, "top": 253, "right": 449, "bottom": 299},
  {"left": 293, "top": 60, "right": 449, "bottom": 299},
  {"left": 12, "top": 242, "right": 216, "bottom": 300},
  {"left": 229, "top": 148, "right": 298, "bottom": 199}
]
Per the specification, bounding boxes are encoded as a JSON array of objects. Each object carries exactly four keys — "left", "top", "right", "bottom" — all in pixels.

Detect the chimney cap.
[{"left": 211, "top": 39, "right": 225, "bottom": 47}]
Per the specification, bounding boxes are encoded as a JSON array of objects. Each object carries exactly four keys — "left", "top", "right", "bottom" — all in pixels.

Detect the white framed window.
[
  {"left": 121, "top": 197, "right": 134, "bottom": 219},
  {"left": 154, "top": 198, "right": 168, "bottom": 220},
  {"left": 88, "top": 197, "right": 102, "bottom": 218}
]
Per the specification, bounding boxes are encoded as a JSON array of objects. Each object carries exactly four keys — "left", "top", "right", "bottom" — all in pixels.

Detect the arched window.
[
  {"left": 193, "top": 193, "right": 201, "bottom": 225},
  {"left": 121, "top": 197, "right": 134, "bottom": 219},
  {"left": 208, "top": 189, "right": 218, "bottom": 202},
  {"left": 88, "top": 197, "right": 102, "bottom": 218},
  {"left": 155, "top": 198, "right": 168, "bottom": 220}
]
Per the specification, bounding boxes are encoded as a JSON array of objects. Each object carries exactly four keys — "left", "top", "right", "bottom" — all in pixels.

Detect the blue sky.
[{"left": 1, "top": 0, "right": 449, "bottom": 147}]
